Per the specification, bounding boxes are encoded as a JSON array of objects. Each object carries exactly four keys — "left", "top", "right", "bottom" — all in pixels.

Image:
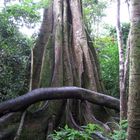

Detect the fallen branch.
[{"left": 0, "top": 86, "right": 120, "bottom": 117}]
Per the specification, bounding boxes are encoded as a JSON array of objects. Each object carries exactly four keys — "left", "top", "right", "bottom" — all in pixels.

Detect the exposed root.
[
  {"left": 0, "top": 86, "right": 120, "bottom": 117},
  {"left": 14, "top": 111, "right": 27, "bottom": 140},
  {"left": 0, "top": 113, "right": 14, "bottom": 125},
  {"left": 82, "top": 101, "right": 111, "bottom": 132},
  {"left": 68, "top": 110, "right": 83, "bottom": 131},
  {"left": 0, "top": 112, "right": 21, "bottom": 128},
  {"left": 33, "top": 101, "right": 49, "bottom": 114},
  {"left": 66, "top": 100, "right": 83, "bottom": 130}
]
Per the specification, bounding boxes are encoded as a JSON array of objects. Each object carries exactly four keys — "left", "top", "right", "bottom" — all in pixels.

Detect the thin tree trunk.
[
  {"left": 116, "top": 0, "right": 127, "bottom": 120},
  {"left": 125, "top": 0, "right": 130, "bottom": 19}
]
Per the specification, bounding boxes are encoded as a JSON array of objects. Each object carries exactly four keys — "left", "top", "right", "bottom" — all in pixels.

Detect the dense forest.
[{"left": 0, "top": 0, "right": 140, "bottom": 140}]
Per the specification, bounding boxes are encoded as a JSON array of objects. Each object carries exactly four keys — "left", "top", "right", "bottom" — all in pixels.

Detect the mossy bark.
[
  {"left": 25, "top": 0, "right": 110, "bottom": 138},
  {"left": 127, "top": 0, "right": 140, "bottom": 139}
]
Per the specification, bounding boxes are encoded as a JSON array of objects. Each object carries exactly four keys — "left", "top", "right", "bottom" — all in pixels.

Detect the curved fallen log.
[{"left": 0, "top": 86, "right": 120, "bottom": 117}]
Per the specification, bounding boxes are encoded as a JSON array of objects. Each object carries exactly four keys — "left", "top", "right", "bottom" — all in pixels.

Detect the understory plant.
[
  {"left": 49, "top": 120, "right": 128, "bottom": 140},
  {"left": 49, "top": 123, "right": 107, "bottom": 140},
  {"left": 111, "top": 120, "right": 128, "bottom": 140},
  {"left": 95, "top": 37, "right": 119, "bottom": 97}
]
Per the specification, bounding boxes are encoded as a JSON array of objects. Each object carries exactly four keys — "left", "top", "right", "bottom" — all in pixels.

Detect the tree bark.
[
  {"left": 116, "top": 0, "right": 127, "bottom": 120},
  {"left": 127, "top": 0, "right": 140, "bottom": 139},
  {"left": 31, "top": 0, "right": 110, "bottom": 126},
  {"left": 0, "top": 86, "right": 120, "bottom": 117}
]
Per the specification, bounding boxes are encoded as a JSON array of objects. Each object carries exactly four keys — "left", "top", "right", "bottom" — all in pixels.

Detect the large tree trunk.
[
  {"left": 33, "top": 0, "right": 108, "bottom": 126},
  {"left": 127, "top": 0, "right": 140, "bottom": 139},
  {"left": 0, "top": 0, "right": 116, "bottom": 139}
]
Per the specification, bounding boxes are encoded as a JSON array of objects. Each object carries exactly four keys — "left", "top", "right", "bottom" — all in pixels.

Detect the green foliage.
[
  {"left": 2, "top": 0, "right": 51, "bottom": 28},
  {"left": 0, "top": 0, "right": 39, "bottom": 101},
  {"left": 97, "top": 23, "right": 130, "bottom": 97},
  {"left": 49, "top": 122, "right": 128, "bottom": 140},
  {"left": 104, "top": 23, "right": 130, "bottom": 46},
  {"left": 96, "top": 37, "right": 119, "bottom": 97},
  {"left": 111, "top": 120, "right": 128, "bottom": 140},
  {"left": 49, "top": 124, "right": 104, "bottom": 140},
  {"left": 0, "top": 0, "right": 51, "bottom": 102},
  {"left": 84, "top": 123, "right": 104, "bottom": 132},
  {"left": 49, "top": 125, "right": 92, "bottom": 140},
  {"left": 0, "top": 29, "right": 31, "bottom": 101},
  {"left": 83, "top": 0, "right": 108, "bottom": 36},
  {"left": 2, "top": 0, "right": 41, "bottom": 28}
]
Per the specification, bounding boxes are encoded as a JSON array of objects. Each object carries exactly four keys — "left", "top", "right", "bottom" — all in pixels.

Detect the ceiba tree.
[{"left": 0, "top": 0, "right": 119, "bottom": 139}]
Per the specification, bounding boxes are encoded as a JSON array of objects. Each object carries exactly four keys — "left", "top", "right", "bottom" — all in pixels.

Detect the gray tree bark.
[
  {"left": 127, "top": 0, "right": 140, "bottom": 139},
  {"left": 116, "top": 0, "right": 127, "bottom": 120},
  {"left": 0, "top": 87, "right": 120, "bottom": 117}
]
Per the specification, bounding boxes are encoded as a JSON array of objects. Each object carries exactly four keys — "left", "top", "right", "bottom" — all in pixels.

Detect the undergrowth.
[{"left": 49, "top": 120, "right": 128, "bottom": 140}]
